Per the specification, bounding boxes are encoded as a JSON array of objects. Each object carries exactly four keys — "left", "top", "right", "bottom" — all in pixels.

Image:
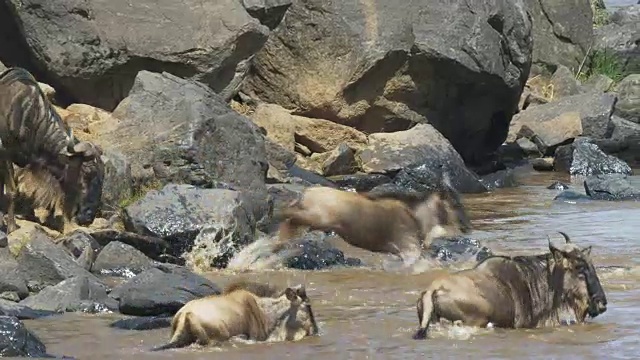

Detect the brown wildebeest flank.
[
  {"left": 273, "top": 173, "right": 472, "bottom": 267},
  {"left": 413, "top": 232, "right": 608, "bottom": 339}
]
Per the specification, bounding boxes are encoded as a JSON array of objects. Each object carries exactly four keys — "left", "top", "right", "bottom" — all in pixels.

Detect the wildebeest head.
[
  {"left": 412, "top": 171, "right": 473, "bottom": 242},
  {"left": 62, "top": 138, "right": 105, "bottom": 226},
  {"left": 282, "top": 285, "right": 320, "bottom": 339},
  {"left": 549, "top": 232, "right": 607, "bottom": 321}
]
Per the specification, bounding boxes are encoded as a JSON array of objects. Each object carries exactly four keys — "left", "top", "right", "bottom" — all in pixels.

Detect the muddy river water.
[{"left": 22, "top": 169, "right": 640, "bottom": 360}]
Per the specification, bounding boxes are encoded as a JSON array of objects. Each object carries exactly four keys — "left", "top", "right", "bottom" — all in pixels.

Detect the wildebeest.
[
  {"left": 0, "top": 67, "right": 105, "bottom": 234},
  {"left": 273, "top": 172, "right": 472, "bottom": 267},
  {"left": 150, "top": 283, "right": 318, "bottom": 351},
  {"left": 412, "top": 232, "right": 608, "bottom": 339}
]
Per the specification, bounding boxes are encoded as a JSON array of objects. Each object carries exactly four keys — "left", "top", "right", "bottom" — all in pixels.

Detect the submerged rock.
[
  {"left": 109, "top": 316, "right": 172, "bottom": 331},
  {"left": 553, "top": 138, "right": 633, "bottom": 176},
  {"left": 109, "top": 264, "right": 221, "bottom": 316},
  {"left": 584, "top": 174, "right": 640, "bottom": 201},
  {"left": 425, "top": 236, "right": 493, "bottom": 263},
  {"left": 480, "top": 169, "right": 520, "bottom": 190},
  {"left": 553, "top": 190, "right": 592, "bottom": 202},
  {"left": 547, "top": 181, "right": 571, "bottom": 190},
  {"left": 283, "top": 233, "right": 362, "bottom": 270}
]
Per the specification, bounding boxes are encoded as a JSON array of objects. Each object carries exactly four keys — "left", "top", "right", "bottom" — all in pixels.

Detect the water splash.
[{"left": 226, "top": 234, "right": 301, "bottom": 271}]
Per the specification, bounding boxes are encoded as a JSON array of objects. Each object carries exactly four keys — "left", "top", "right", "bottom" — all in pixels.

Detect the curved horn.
[
  {"left": 558, "top": 231, "right": 571, "bottom": 244},
  {"left": 66, "top": 129, "right": 76, "bottom": 153}
]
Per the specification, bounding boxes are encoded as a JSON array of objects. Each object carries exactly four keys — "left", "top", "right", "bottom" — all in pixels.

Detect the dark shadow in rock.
[{"left": 109, "top": 315, "right": 172, "bottom": 331}]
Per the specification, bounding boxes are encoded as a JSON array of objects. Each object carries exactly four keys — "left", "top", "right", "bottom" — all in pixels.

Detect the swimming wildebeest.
[
  {"left": 412, "top": 232, "right": 608, "bottom": 339},
  {"left": 150, "top": 283, "right": 318, "bottom": 351},
  {"left": 273, "top": 172, "right": 471, "bottom": 267},
  {"left": 0, "top": 67, "right": 105, "bottom": 234}
]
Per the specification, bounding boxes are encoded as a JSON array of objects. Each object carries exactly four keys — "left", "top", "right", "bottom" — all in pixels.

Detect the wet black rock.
[
  {"left": 284, "top": 164, "right": 338, "bottom": 188},
  {"left": 553, "top": 190, "right": 592, "bottom": 202},
  {"left": 425, "top": 236, "right": 493, "bottom": 263},
  {"left": 328, "top": 173, "right": 392, "bottom": 192},
  {"left": 92, "top": 241, "right": 154, "bottom": 278},
  {"left": 393, "top": 163, "right": 488, "bottom": 194},
  {"left": 584, "top": 174, "right": 640, "bottom": 201},
  {"left": 109, "top": 264, "right": 221, "bottom": 316},
  {"left": 123, "top": 184, "right": 256, "bottom": 267},
  {"left": 553, "top": 138, "right": 633, "bottom": 176},
  {"left": 19, "top": 276, "right": 117, "bottom": 314},
  {"left": 109, "top": 316, "right": 172, "bottom": 331},
  {"left": 0, "top": 300, "right": 57, "bottom": 320},
  {"left": 283, "top": 233, "right": 362, "bottom": 270},
  {"left": 0, "top": 316, "right": 50, "bottom": 357},
  {"left": 547, "top": 181, "right": 571, "bottom": 190}
]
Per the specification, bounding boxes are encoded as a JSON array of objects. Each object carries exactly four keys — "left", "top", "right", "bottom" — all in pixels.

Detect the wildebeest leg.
[{"left": 3, "top": 161, "right": 19, "bottom": 234}]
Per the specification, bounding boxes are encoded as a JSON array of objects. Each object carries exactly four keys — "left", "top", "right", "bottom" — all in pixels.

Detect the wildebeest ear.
[
  {"left": 581, "top": 246, "right": 592, "bottom": 256},
  {"left": 284, "top": 288, "right": 297, "bottom": 301}
]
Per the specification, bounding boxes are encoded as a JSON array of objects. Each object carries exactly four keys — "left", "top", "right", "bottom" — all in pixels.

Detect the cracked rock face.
[
  {"left": 242, "top": 0, "right": 533, "bottom": 164},
  {"left": 524, "top": 0, "right": 593, "bottom": 71},
  {"left": 0, "top": 0, "right": 270, "bottom": 110}
]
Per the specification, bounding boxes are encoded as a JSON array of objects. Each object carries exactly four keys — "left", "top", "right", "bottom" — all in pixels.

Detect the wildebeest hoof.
[{"left": 412, "top": 328, "right": 428, "bottom": 340}]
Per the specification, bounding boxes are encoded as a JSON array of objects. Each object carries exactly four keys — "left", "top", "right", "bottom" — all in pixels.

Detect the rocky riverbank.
[{"left": 0, "top": 0, "right": 639, "bottom": 358}]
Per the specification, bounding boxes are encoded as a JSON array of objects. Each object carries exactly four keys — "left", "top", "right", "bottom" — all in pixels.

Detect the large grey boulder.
[
  {"left": 0, "top": 0, "right": 270, "bottom": 110},
  {"left": 242, "top": 0, "right": 533, "bottom": 164},
  {"left": 102, "top": 71, "right": 268, "bottom": 193},
  {"left": 614, "top": 74, "right": 640, "bottom": 124},
  {"left": 524, "top": 0, "right": 593, "bottom": 71},
  {"left": 123, "top": 184, "right": 257, "bottom": 268}
]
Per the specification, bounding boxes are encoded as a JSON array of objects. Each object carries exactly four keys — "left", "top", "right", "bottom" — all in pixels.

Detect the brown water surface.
[{"left": 23, "top": 169, "right": 640, "bottom": 360}]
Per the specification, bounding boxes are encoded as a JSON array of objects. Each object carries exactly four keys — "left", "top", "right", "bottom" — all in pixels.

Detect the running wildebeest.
[
  {"left": 150, "top": 283, "right": 318, "bottom": 351},
  {"left": 0, "top": 67, "right": 105, "bottom": 234},
  {"left": 273, "top": 172, "right": 471, "bottom": 267},
  {"left": 413, "top": 232, "right": 608, "bottom": 339}
]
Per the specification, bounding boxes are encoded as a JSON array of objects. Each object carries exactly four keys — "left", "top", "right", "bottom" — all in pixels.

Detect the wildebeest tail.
[
  {"left": 149, "top": 315, "right": 193, "bottom": 351},
  {"left": 413, "top": 289, "right": 436, "bottom": 340}
]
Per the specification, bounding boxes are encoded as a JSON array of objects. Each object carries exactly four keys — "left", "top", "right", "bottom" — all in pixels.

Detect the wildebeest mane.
[{"left": 474, "top": 252, "right": 567, "bottom": 327}]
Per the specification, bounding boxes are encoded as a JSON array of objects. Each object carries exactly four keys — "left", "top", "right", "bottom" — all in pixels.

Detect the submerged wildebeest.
[
  {"left": 150, "top": 282, "right": 318, "bottom": 351},
  {"left": 412, "top": 232, "right": 608, "bottom": 339},
  {"left": 0, "top": 67, "right": 105, "bottom": 234},
  {"left": 273, "top": 172, "right": 472, "bottom": 267}
]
